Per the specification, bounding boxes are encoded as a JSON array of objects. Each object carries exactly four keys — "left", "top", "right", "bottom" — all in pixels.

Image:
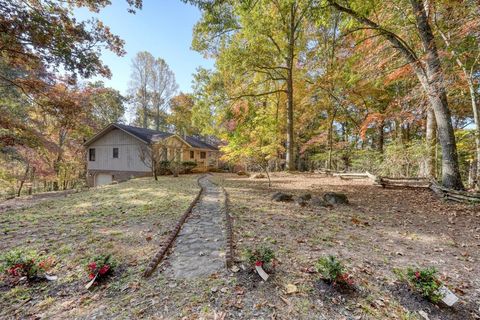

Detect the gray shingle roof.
[
  {"left": 115, "top": 123, "right": 171, "bottom": 143},
  {"left": 115, "top": 124, "right": 218, "bottom": 151}
]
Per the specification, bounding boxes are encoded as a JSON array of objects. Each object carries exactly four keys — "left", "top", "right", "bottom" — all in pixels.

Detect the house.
[{"left": 83, "top": 123, "right": 220, "bottom": 186}]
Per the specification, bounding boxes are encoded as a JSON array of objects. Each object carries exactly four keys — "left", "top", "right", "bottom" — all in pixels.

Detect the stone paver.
[{"left": 164, "top": 176, "right": 226, "bottom": 279}]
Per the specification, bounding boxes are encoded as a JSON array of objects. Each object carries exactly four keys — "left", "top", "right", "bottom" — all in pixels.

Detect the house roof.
[{"left": 84, "top": 123, "right": 219, "bottom": 151}]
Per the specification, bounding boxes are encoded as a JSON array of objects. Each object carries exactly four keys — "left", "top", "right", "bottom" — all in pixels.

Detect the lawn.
[
  {"left": 1, "top": 172, "right": 479, "bottom": 319},
  {"left": 0, "top": 175, "right": 201, "bottom": 319}
]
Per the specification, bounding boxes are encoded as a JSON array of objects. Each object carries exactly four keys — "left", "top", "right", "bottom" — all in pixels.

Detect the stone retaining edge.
[
  {"left": 143, "top": 175, "right": 206, "bottom": 278},
  {"left": 221, "top": 185, "right": 235, "bottom": 268}
]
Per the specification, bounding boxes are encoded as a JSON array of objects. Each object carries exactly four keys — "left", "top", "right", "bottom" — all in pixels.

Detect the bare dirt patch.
[{"left": 211, "top": 172, "right": 480, "bottom": 319}]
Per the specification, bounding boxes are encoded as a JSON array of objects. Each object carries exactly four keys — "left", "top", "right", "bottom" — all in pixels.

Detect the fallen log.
[
  {"left": 333, "top": 172, "right": 370, "bottom": 180},
  {"left": 378, "top": 177, "right": 431, "bottom": 188},
  {"left": 430, "top": 181, "right": 480, "bottom": 203}
]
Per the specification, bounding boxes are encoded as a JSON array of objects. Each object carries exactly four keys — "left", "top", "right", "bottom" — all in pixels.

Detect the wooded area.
[
  {"left": 1, "top": 1, "right": 480, "bottom": 319},
  {"left": 1, "top": 0, "right": 479, "bottom": 197},
  {"left": 185, "top": 0, "right": 480, "bottom": 192}
]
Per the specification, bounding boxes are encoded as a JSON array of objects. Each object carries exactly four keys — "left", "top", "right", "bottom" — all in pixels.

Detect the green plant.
[
  {"left": 169, "top": 161, "right": 184, "bottom": 177},
  {"left": 315, "top": 255, "right": 353, "bottom": 286},
  {"left": 156, "top": 160, "right": 171, "bottom": 175},
  {"left": 244, "top": 246, "right": 275, "bottom": 267},
  {"left": 182, "top": 161, "right": 197, "bottom": 173},
  {"left": 0, "top": 249, "right": 54, "bottom": 280},
  {"left": 86, "top": 254, "right": 117, "bottom": 286},
  {"left": 405, "top": 267, "right": 443, "bottom": 303}
]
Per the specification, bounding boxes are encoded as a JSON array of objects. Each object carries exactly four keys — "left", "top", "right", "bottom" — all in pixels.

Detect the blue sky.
[{"left": 76, "top": 0, "right": 214, "bottom": 94}]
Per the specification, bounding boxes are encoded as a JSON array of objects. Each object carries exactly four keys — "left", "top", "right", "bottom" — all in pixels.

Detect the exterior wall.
[
  {"left": 182, "top": 148, "right": 219, "bottom": 169},
  {"left": 155, "top": 136, "right": 220, "bottom": 169},
  {"left": 86, "top": 170, "right": 151, "bottom": 187},
  {"left": 86, "top": 129, "right": 151, "bottom": 173}
]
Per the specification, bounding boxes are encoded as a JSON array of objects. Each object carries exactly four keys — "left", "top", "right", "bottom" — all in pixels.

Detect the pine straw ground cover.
[
  {"left": 0, "top": 175, "right": 201, "bottom": 319},
  {"left": 211, "top": 172, "right": 480, "bottom": 320}
]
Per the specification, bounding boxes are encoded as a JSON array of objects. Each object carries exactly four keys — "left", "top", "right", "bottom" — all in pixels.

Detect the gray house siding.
[{"left": 86, "top": 128, "right": 151, "bottom": 173}]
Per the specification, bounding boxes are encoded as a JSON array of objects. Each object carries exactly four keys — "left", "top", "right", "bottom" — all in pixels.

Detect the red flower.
[
  {"left": 415, "top": 271, "right": 420, "bottom": 279},
  {"left": 8, "top": 267, "right": 19, "bottom": 276},
  {"left": 339, "top": 273, "right": 354, "bottom": 286},
  {"left": 99, "top": 265, "right": 110, "bottom": 275},
  {"left": 88, "top": 262, "right": 97, "bottom": 271},
  {"left": 255, "top": 261, "right": 263, "bottom": 267},
  {"left": 89, "top": 273, "right": 95, "bottom": 280}
]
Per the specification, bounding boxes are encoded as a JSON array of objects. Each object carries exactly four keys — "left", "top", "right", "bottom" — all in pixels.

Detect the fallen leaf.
[{"left": 285, "top": 283, "right": 298, "bottom": 294}]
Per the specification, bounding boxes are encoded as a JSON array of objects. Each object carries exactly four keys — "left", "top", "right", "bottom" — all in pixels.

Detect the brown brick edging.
[
  {"left": 221, "top": 186, "right": 235, "bottom": 268},
  {"left": 143, "top": 175, "right": 206, "bottom": 277}
]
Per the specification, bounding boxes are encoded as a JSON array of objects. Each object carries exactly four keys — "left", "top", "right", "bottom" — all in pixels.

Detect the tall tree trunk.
[
  {"left": 17, "top": 163, "right": 29, "bottom": 197},
  {"left": 425, "top": 107, "right": 437, "bottom": 178},
  {"left": 285, "top": 5, "right": 296, "bottom": 171},
  {"left": 28, "top": 166, "right": 35, "bottom": 195},
  {"left": 155, "top": 104, "right": 160, "bottom": 131},
  {"left": 435, "top": 16, "right": 480, "bottom": 189},
  {"left": 53, "top": 130, "right": 67, "bottom": 191},
  {"left": 143, "top": 104, "right": 148, "bottom": 129},
  {"left": 329, "top": 0, "right": 464, "bottom": 189},
  {"left": 410, "top": 0, "right": 463, "bottom": 189},
  {"left": 327, "top": 107, "right": 337, "bottom": 169},
  {"left": 377, "top": 120, "right": 384, "bottom": 153},
  {"left": 467, "top": 79, "right": 480, "bottom": 189}
]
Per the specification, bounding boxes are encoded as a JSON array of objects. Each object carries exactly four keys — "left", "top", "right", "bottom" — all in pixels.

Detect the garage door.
[{"left": 95, "top": 174, "right": 112, "bottom": 186}]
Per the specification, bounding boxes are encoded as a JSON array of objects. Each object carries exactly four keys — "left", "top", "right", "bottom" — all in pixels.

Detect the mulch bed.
[{"left": 385, "top": 282, "right": 479, "bottom": 320}]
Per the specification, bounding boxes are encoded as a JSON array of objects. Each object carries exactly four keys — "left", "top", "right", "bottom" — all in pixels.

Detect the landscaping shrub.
[
  {"left": 244, "top": 245, "right": 275, "bottom": 269},
  {"left": 157, "top": 160, "right": 172, "bottom": 175},
  {"left": 182, "top": 161, "right": 197, "bottom": 173},
  {"left": 396, "top": 267, "right": 444, "bottom": 303},
  {"left": 0, "top": 249, "right": 54, "bottom": 280},
  {"left": 315, "top": 255, "right": 353, "bottom": 286},
  {"left": 85, "top": 254, "right": 117, "bottom": 287}
]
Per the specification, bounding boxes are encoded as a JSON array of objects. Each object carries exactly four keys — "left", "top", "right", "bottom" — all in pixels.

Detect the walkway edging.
[
  {"left": 206, "top": 175, "right": 235, "bottom": 268},
  {"left": 143, "top": 175, "right": 206, "bottom": 278},
  {"left": 221, "top": 186, "right": 235, "bottom": 268}
]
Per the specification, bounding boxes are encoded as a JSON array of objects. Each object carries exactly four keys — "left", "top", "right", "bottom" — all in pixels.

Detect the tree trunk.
[
  {"left": 328, "top": 0, "right": 464, "bottom": 189},
  {"left": 156, "top": 105, "right": 160, "bottom": 131},
  {"left": 410, "top": 0, "right": 463, "bottom": 189},
  {"left": 285, "top": 4, "right": 296, "bottom": 171},
  {"left": 435, "top": 17, "right": 480, "bottom": 189},
  {"left": 17, "top": 163, "right": 29, "bottom": 197},
  {"left": 468, "top": 160, "right": 477, "bottom": 189},
  {"left": 263, "top": 165, "right": 272, "bottom": 187},
  {"left": 327, "top": 107, "right": 337, "bottom": 169},
  {"left": 467, "top": 79, "right": 480, "bottom": 190},
  {"left": 425, "top": 107, "right": 437, "bottom": 178},
  {"left": 377, "top": 120, "right": 384, "bottom": 153},
  {"left": 152, "top": 158, "right": 158, "bottom": 181}
]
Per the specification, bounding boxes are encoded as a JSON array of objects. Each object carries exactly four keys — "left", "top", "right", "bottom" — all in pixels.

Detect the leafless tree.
[
  {"left": 150, "top": 58, "right": 178, "bottom": 131},
  {"left": 129, "top": 51, "right": 154, "bottom": 128}
]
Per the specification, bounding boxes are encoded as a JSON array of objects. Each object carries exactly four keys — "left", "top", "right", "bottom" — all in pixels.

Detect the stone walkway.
[{"left": 164, "top": 176, "right": 227, "bottom": 279}]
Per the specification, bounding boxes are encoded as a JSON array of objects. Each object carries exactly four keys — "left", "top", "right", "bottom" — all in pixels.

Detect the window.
[
  {"left": 113, "top": 148, "right": 119, "bottom": 158},
  {"left": 200, "top": 151, "right": 206, "bottom": 159},
  {"left": 89, "top": 148, "right": 95, "bottom": 161},
  {"left": 190, "top": 150, "right": 195, "bottom": 159}
]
